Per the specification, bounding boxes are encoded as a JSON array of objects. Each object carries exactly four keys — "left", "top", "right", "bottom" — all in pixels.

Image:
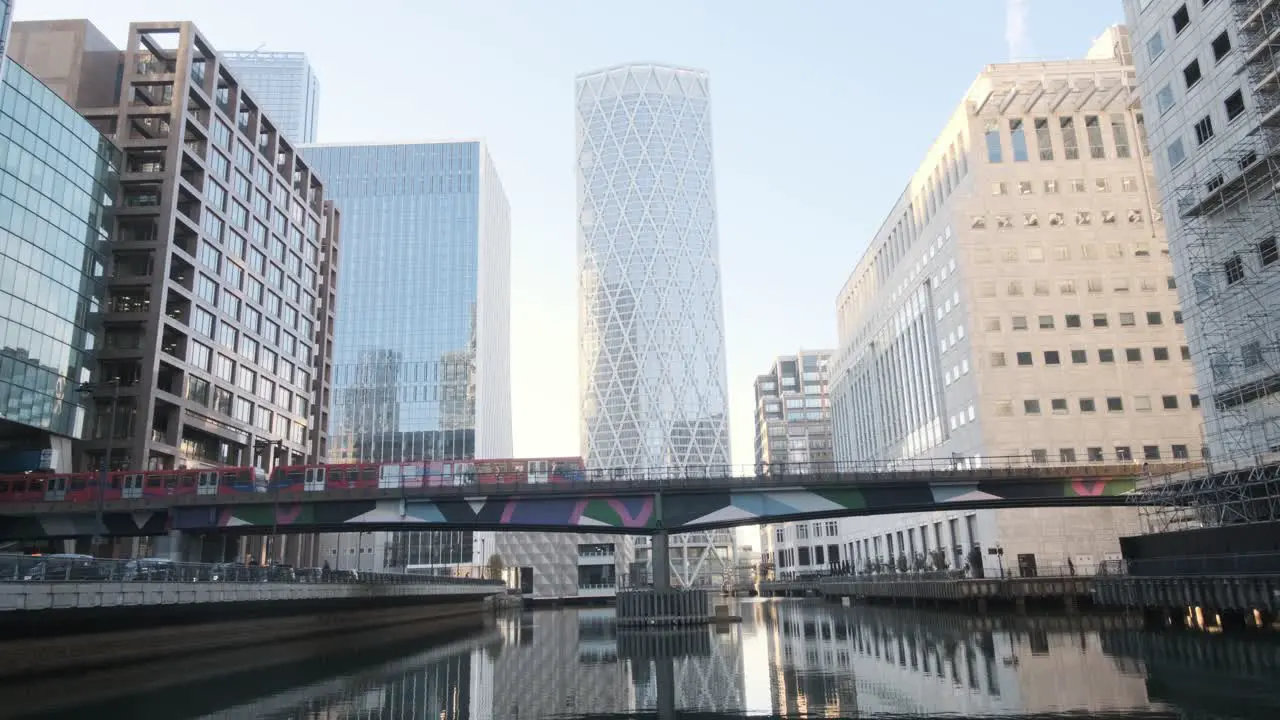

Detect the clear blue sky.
[{"left": 16, "top": 0, "right": 1126, "bottom": 468}]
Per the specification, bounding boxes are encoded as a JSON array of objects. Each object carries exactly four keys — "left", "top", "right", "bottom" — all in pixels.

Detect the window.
[
  {"left": 1126, "top": 348, "right": 1143, "bottom": 362},
  {"left": 1122, "top": 176, "right": 1138, "bottom": 192},
  {"left": 1147, "top": 31, "right": 1165, "bottom": 62},
  {"left": 1184, "top": 59, "right": 1202, "bottom": 89},
  {"left": 1259, "top": 236, "right": 1278, "bottom": 266},
  {"left": 1076, "top": 211, "right": 1092, "bottom": 226},
  {"left": 1225, "top": 90, "right": 1246, "bottom": 122},
  {"left": 1016, "top": 351, "right": 1034, "bottom": 366},
  {"left": 1054, "top": 245, "right": 1071, "bottom": 261},
  {"left": 1153, "top": 346, "right": 1171, "bottom": 361},
  {"left": 1172, "top": 444, "right": 1189, "bottom": 459},
  {"left": 1162, "top": 395, "right": 1179, "bottom": 409},
  {"left": 1167, "top": 137, "right": 1187, "bottom": 168},
  {"left": 1012, "top": 315, "right": 1029, "bottom": 331},
  {"left": 1135, "top": 396, "right": 1153, "bottom": 412},
  {"left": 1051, "top": 398, "right": 1068, "bottom": 414},
  {"left": 1035, "top": 118, "right": 1053, "bottom": 160},
  {"left": 1190, "top": 393, "right": 1201, "bottom": 408},
  {"left": 1031, "top": 449, "right": 1049, "bottom": 463},
  {"left": 1010, "top": 119, "right": 1028, "bottom": 161},
  {"left": 1194, "top": 115, "right": 1215, "bottom": 145},
  {"left": 1080, "top": 398, "right": 1096, "bottom": 413},
  {"left": 1107, "top": 397, "right": 1124, "bottom": 412},
  {"left": 1182, "top": 345, "right": 1192, "bottom": 360},
  {"left": 1142, "top": 445, "right": 1161, "bottom": 461},
  {"left": 1043, "top": 179, "right": 1059, "bottom": 193},
  {"left": 1225, "top": 255, "right": 1245, "bottom": 284},
  {"left": 971, "top": 215, "right": 987, "bottom": 230},
  {"left": 1099, "top": 349, "right": 1116, "bottom": 363},
  {"left": 995, "top": 400, "right": 1014, "bottom": 416},
  {"left": 1071, "top": 349, "right": 1088, "bottom": 364},
  {"left": 1044, "top": 350, "right": 1061, "bottom": 365},
  {"left": 985, "top": 120, "right": 1002, "bottom": 162},
  {"left": 1156, "top": 84, "right": 1176, "bottom": 114},
  {"left": 1065, "top": 314, "right": 1081, "bottom": 328},
  {"left": 1085, "top": 115, "right": 1106, "bottom": 159},
  {"left": 992, "top": 182, "right": 1008, "bottom": 196},
  {"left": 196, "top": 274, "right": 218, "bottom": 303},
  {"left": 1060, "top": 117, "right": 1080, "bottom": 160},
  {"left": 1119, "top": 312, "right": 1136, "bottom": 327},
  {"left": 214, "top": 354, "right": 234, "bottom": 382},
  {"left": 1027, "top": 246, "right": 1045, "bottom": 262},
  {"left": 1146, "top": 311, "right": 1163, "bottom": 325},
  {"left": 1212, "top": 31, "right": 1232, "bottom": 62},
  {"left": 1095, "top": 177, "right": 1111, "bottom": 193},
  {"left": 1018, "top": 180, "right": 1034, "bottom": 195},
  {"left": 191, "top": 307, "right": 215, "bottom": 338},
  {"left": 1093, "top": 313, "right": 1109, "bottom": 328},
  {"left": 1038, "top": 315, "right": 1055, "bottom": 329},
  {"left": 1070, "top": 178, "right": 1086, "bottom": 193},
  {"left": 1060, "top": 448, "right": 1077, "bottom": 463},
  {"left": 1172, "top": 4, "right": 1190, "bottom": 35},
  {"left": 1112, "top": 114, "right": 1132, "bottom": 158},
  {"left": 1024, "top": 399, "right": 1041, "bottom": 415},
  {"left": 990, "top": 352, "right": 1007, "bottom": 367},
  {"left": 1242, "top": 341, "right": 1264, "bottom": 367},
  {"left": 189, "top": 342, "right": 211, "bottom": 371},
  {"left": 984, "top": 316, "right": 1001, "bottom": 331}
]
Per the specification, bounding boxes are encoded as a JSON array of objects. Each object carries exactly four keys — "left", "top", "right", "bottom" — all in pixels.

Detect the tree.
[{"left": 487, "top": 553, "right": 505, "bottom": 581}]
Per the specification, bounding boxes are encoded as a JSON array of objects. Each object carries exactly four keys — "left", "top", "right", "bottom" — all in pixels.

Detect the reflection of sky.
[{"left": 737, "top": 601, "right": 776, "bottom": 715}]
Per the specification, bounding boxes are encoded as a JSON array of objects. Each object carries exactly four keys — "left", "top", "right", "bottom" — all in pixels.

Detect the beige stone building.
[{"left": 827, "top": 26, "right": 1205, "bottom": 577}]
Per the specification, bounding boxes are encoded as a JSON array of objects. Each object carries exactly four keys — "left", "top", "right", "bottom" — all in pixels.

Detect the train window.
[
  {"left": 70, "top": 479, "right": 86, "bottom": 491},
  {"left": 163, "top": 476, "right": 177, "bottom": 489},
  {"left": 147, "top": 476, "right": 162, "bottom": 488},
  {"left": 286, "top": 471, "right": 304, "bottom": 484},
  {"left": 362, "top": 468, "right": 377, "bottom": 482},
  {"left": 110, "top": 476, "right": 121, "bottom": 489},
  {"left": 223, "top": 473, "right": 239, "bottom": 483},
  {"left": 181, "top": 476, "right": 195, "bottom": 487}
]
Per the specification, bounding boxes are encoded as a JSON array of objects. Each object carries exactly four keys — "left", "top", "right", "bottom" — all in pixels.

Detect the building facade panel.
[
  {"left": 826, "top": 27, "right": 1205, "bottom": 578},
  {"left": 0, "top": 58, "right": 118, "bottom": 471},
  {"left": 1124, "top": 0, "right": 1280, "bottom": 463},
  {"left": 302, "top": 140, "right": 510, "bottom": 572}
]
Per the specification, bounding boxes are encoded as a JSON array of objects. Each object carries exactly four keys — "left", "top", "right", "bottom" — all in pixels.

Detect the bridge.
[{"left": 0, "top": 457, "right": 1195, "bottom": 542}]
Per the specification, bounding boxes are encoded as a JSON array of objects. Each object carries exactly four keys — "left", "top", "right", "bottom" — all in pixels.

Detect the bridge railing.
[{"left": 0, "top": 556, "right": 504, "bottom": 586}]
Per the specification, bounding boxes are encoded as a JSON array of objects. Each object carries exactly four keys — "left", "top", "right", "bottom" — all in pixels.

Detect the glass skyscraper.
[
  {"left": 303, "top": 141, "right": 511, "bottom": 570},
  {"left": 221, "top": 51, "right": 319, "bottom": 144},
  {"left": 1, "top": 0, "right": 12, "bottom": 79},
  {"left": 0, "top": 59, "right": 117, "bottom": 472}
]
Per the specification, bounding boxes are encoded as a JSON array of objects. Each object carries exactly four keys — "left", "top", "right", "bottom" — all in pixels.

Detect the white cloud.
[{"left": 1005, "top": 0, "right": 1032, "bottom": 61}]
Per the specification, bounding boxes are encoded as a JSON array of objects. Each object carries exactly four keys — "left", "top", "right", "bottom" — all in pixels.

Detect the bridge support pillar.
[
  {"left": 153, "top": 529, "right": 195, "bottom": 562},
  {"left": 652, "top": 531, "right": 671, "bottom": 591}
]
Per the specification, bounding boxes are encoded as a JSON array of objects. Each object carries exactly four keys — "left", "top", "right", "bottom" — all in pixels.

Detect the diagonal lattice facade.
[{"left": 576, "top": 63, "right": 734, "bottom": 587}]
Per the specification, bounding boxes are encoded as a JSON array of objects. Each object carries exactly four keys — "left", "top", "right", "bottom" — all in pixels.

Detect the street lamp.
[{"left": 77, "top": 377, "right": 121, "bottom": 550}]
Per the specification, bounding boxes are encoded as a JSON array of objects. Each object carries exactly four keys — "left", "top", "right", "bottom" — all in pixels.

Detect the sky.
[{"left": 15, "top": 0, "right": 1126, "bottom": 470}]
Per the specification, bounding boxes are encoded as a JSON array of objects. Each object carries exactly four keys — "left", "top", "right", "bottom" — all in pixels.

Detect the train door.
[
  {"left": 121, "top": 474, "right": 145, "bottom": 499},
  {"left": 196, "top": 470, "right": 219, "bottom": 496},
  {"left": 528, "top": 460, "right": 549, "bottom": 484},
  {"left": 304, "top": 467, "right": 326, "bottom": 492},
  {"left": 379, "top": 464, "right": 401, "bottom": 489},
  {"left": 43, "top": 476, "right": 68, "bottom": 501}
]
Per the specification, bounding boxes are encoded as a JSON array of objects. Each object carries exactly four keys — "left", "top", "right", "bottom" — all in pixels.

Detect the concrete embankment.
[{"left": 0, "top": 594, "right": 492, "bottom": 679}]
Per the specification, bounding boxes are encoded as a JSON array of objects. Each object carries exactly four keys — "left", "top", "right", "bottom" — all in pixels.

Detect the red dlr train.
[{"left": 0, "top": 456, "right": 586, "bottom": 505}]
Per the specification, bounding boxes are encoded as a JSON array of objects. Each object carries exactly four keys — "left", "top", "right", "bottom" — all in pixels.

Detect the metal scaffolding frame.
[{"left": 1137, "top": 0, "right": 1280, "bottom": 533}]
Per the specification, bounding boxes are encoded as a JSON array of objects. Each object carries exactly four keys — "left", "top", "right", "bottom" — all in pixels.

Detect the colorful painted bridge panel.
[{"left": 0, "top": 476, "right": 1141, "bottom": 539}]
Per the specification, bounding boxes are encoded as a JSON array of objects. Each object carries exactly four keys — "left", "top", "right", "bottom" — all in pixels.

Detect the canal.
[{"left": 6, "top": 598, "right": 1280, "bottom": 719}]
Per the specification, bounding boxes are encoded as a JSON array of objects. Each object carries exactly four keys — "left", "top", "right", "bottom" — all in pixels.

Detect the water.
[{"left": 6, "top": 598, "right": 1280, "bottom": 719}]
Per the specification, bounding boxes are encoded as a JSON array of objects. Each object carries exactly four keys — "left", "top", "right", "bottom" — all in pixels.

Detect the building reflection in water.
[{"left": 170, "top": 601, "right": 1280, "bottom": 719}]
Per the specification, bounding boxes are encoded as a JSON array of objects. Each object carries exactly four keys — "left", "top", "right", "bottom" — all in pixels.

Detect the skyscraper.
[
  {"left": 221, "top": 51, "right": 319, "bottom": 144},
  {"left": 1, "top": 0, "right": 13, "bottom": 79},
  {"left": 0, "top": 56, "right": 118, "bottom": 474},
  {"left": 577, "top": 63, "right": 734, "bottom": 589},
  {"left": 302, "top": 140, "right": 511, "bottom": 572},
  {"left": 826, "top": 27, "right": 1203, "bottom": 577},
  {"left": 8, "top": 22, "right": 339, "bottom": 539}
]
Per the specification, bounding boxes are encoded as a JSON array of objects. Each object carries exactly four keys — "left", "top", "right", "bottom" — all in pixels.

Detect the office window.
[
  {"left": 1016, "top": 351, "right": 1034, "bottom": 366},
  {"left": 1012, "top": 315, "right": 1029, "bottom": 331},
  {"left": 1135, "top": 395, "right": 1153, "bottom": 412},
  {"left": 1126, "top": 348, "right": 1143, "bottom": 362},
  {"left": 1071, "top": 349, "right": 1088, "bottom": 364},
  {"left": 1051, "top": 398, "right": 1068, "bottom": 414},
  {"left": 1167, "top": 137, "right": 1187, "bottom": 168},
  {"left": 1225, "top": 90, "right": 1246, "bottom": 122},
  {"left": 1065, "top": 314, "right": 1081, "bottom": 328},
  {"left": 1038, "top": 315, "right": 1055, "bottom": 329},
  {"left": 1194, "top": 115, "right": 1215, "bottom": 145},
  {"left": 1024, "top": 399, "right": 1041, "bottom": 415},
  {"left": 1259, "top": 236, "right": 1278, "bottom": 266},
  {"left": 1225, "top": 255, "right": 1245, "bottom": 284},
  {"left": 1099, "top": 349, "right": 1116, "bottom": 363},
  {"left": 1172, "top": 5, "right": 1190, "bottom": 34},
  {"left": 1085, "top": 115, "right": 1106, "bottom": 159},
  {"left": 1119, "top": 312, "right": 1136, "bottom": 327},
  {"left": 1212, "top": 31, "right": 1232, "bottom": 62},
  {"left": 1116, "top": 446, "right": 1133, "bottom": 461},
  {"left": 1156, "top": 84, "right": 1176, "bottom": 114},
  {"left": 1162, "top": 395, "right": 1179, "bottom": 410},
  {"left": 1044, "top": 350, "right": 1061, "bottom": 365},
  {"left": 1190, "top": 393, "right": 1201, "bottom": 408},
  {"left": 995, "top": 400, "right": 1014, "bottom": 416},
  {"left": 1035, "top": 118, "right": 1054, "bottom": 160},
  {"left": 1019, "top": 180, "right": 1034, "bottom": 195},
  {"left": 1143, "top": 445, "right": 1162, "bottom": 460},
  {"left": 1060, "top": 117, "right": 1080, "bottom": 160},
  {"left": 985, "top": 121, "right": 1002, "bottom": 162},
  {"left": 1107, "top": 397, "right": 1124, "bottom": 412},
  {"left": 1153, "top": 346, "right": 1171, "bottom": 361},
  {"left": 1184, "top": 59, "right": 1202, "bottom": 89},
  {"left": 1147, "top": 30, "right": 1165, "bottom": 62},
  {"left": 1010, "top": 119, "right": 1029, "bottom": 161},
  {"left": 1080, "top": 398, "right": 1096, "bottom": 413},
  {"left": 1172, "top": 444, "right": 1190, "bottom": 459},
  {"left": 990, "top": 352, "right": 1007, "bottom": 367},
  {"left": 1093, "top": 313, "right": 1109, "bottom": 328},
  {"left": 1060, "top": 448, "right": 1077, "bottom": 463},
  {"left": 1043, "top": 178, "right": 1059, "bottom": 193},
  {"left": 1182, "top": 345, "right": 1192, "bottom": 360},
  {"left": 1087, "top": 447, "right": 1104, "bottom": 462},
  {"left": 1146, "top": 311, "right": 1163, "bottom": 326}
]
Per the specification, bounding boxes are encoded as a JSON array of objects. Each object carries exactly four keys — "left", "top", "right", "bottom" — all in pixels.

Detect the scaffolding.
[{"left": 1136, "top": 0, "right": 1280, "bottom": 533}]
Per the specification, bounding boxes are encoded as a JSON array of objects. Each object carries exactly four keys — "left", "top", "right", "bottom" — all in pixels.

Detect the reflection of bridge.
[{"left": 0, "top": 458, "right": 1189, "bottom": 541}]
